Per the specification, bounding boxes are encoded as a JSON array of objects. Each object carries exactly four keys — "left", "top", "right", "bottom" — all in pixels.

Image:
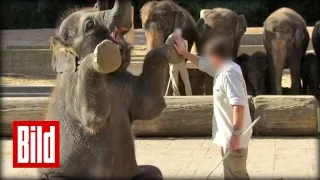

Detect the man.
[{"left": 173, "top": 36, "right": 252, "bottom": 180}]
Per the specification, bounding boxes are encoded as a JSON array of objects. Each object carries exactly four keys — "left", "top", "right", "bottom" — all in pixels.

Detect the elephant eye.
[{"left": 84, "top": 19, "right": 95, "bottom": 34}]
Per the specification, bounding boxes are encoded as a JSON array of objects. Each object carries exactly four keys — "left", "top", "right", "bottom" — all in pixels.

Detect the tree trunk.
[
  {"left": 253, "top": 95, "right": 318, "bottom": 135},
  {"left": 2, "top": 96, "right": 317, "bottom": 137},
  {"left": 0, "top": 96, "right": 257, "bottom": 137},
  {"left": 0, "top": 97, "right": 49, "bottom": 137}
]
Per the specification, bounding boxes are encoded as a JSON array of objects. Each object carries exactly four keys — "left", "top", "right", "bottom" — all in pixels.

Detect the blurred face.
[{"left": 205, "top": 52, "right": 224, "bottom": 70}]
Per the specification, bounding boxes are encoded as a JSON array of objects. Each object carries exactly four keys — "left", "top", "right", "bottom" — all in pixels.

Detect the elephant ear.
[
  {"left": 50, "top": 36, "right": 78, "bottom": 73},
  {"left": 236, "top": 14, "right": 247, "bottom": 37},
  {"left": 196, "top": 18, "right": 208, "bottom": 39},
  {"left": 294, "top": 28, "right": 306, "bottom": 48}
]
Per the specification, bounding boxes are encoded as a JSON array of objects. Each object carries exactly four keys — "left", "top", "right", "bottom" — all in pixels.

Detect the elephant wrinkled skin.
[{"left": 38, "top": 0, "right": 184, "bottom": 179}]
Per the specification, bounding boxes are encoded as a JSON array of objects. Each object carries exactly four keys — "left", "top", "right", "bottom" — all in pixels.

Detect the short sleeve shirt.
[{"left": 199, "top": 57, "right": 253, "bottom": 149}]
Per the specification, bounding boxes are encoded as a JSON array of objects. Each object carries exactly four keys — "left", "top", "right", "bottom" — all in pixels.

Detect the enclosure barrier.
[
  {"left": 0, "top": 95, "right": 318, "bottom": 137},
  {"left": 0, "top": 45, "right": 280, "bottom": 76},
  {"left": 253, "top": 96, "right": 318, "bottom": 135}
]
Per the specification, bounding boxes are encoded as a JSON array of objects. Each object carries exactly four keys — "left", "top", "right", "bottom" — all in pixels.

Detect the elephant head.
[
  {"left": 140, "top": 1, "right": 190, "bottom": 52},
  {"left": 241, "top": 52, "right": 269, "bottom": 96},
  {"left": 51, "top": 0, "right": 132, "bottom": 73},
  {"left": 195, "top": 8, "right": 247, "bottom": 58}
]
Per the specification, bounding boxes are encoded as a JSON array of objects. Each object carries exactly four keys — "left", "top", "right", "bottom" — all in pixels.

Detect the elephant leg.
[
  {"left": 169, "top": 64, "right": 180, "bottom": 96},
  {"left": 302, "top": 80, "right": 307, "bottom": 94},
  {"left": 203, "top": 73, "right": 213, "bottom": 95},
  {"left": 179, "top": 63, "right": 193, "bottom": 96},
  {"left": 132, "top": 165, "right": 163, "bottom": 180},
  {"left": 288, "top": 54, "right": 302, "bottom": 95},
  {"left": 264, "top": 44, "right": 277, "bottom": 94}
]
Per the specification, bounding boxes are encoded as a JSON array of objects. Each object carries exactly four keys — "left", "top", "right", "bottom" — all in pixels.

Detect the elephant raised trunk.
[
  {"left": 99, "top": 0, "right": 132, "bottom": 33},
  {"left": 95, "top": 0, "right": 109, "bottom": 10}
]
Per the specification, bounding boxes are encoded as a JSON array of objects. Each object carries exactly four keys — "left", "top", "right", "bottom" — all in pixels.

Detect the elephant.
[
  {"left": 165, "top": 31, "right": 192, "bottom": 96},
  {"left": 195, "top": 8, "right": 247, "bottom": 94},
  {"left": 140, "top": 1, "right": 197, "bottom": 95},
  {"left": 95, "top": 0, "right": 114, "bottom": 10},
  {"left": 312, "top": 21, "right": 320, "bottom": 59},
  {"left": 38, "top": 0, "right": 185, "bottom": 179},
  {"left": 301, "top": 53, "right": 320, "bottom": 99},
  {"left": 263, "top": 7, "right": 310, "bottom": 95},
  {"left": 282, "top": 87, "right": 291, "bottom": 95},
  {"left": 235, "top": 53, "right": 250, "bottom": 66},
  {"left": 239, "top": 52, "right": 269, "bottom": 96}
]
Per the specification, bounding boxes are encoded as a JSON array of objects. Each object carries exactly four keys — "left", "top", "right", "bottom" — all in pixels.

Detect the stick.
[
  {"left": 165, "top": 76, "right": 172, "bottom": 96},
  {"left": 205, "top": 116, "right": 262, "bottom": 180}
]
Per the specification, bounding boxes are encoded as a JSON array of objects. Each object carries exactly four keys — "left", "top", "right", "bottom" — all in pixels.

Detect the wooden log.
[
  {"left": 253, "top": 95, "right": 318, "bottom": 135},
  {"left": 0, "top": 97, "right": 49, "bottom": 137},
  {"left": 0, "top": 96, "right": 257, "bottom": 137},
  {"left": 133, "top": 96, "right": 213, "bottom": 136},
  {"left": 2, "top": 96, "right": 318, "bottom": 137}
]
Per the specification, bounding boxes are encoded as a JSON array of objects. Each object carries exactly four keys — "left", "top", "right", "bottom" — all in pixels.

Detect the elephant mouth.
[
  {"left": 110, "top": 27, "right": 132, "bottom": 70},
  {"left": 111, "top": 27, "right": 129, "bottom": 43}
]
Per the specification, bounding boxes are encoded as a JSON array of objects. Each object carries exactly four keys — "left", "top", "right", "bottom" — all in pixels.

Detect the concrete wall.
[
  {"left": 1, "top": 44, "right": 314, "bottom": 76},
  {"left": 0, "top": 28, "right": 315, "bottom": 76}
]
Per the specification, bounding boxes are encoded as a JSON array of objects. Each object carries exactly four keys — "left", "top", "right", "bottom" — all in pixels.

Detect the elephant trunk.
[
  {"left": 145, "top": 26, "right": 165, "bottom": 52},
  {"left": 96, "top": 0, "right": 109, "bottom": 10},
  {"left": 271, "top": 37, "right": 287, "bottom": 94},
  {"left": 100, "top": 0, "right": 132, "bottom": 33},
  {"left": 110, "top": 0, "right": 132, "bottom": 30}
]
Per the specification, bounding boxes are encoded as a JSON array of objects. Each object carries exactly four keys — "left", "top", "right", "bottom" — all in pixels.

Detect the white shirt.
[{"left": 199, "top": 58, "right": 253, "bottom": 149}]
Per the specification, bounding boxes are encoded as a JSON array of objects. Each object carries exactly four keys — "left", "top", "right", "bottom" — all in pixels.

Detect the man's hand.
[
  {"left": 173, "top": 36, "right": 188, "bottom": 56},
  {"left": 230, "top": 134, "right": 240, "bottom": 151}
]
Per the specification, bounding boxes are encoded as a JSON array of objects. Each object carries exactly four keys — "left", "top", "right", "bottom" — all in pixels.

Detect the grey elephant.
[
  {"left": 301, "top": 53, "right": 320, "bottom": 99},
  {"left": 237, "top": 52, "right": 269, "bottom": 96},
  {"left": 38, "top": 0, "right": 184, "bottom": 179},
  {"left": 263, "top": 7, "right": 309, "bottom": 95},
  {"left": 312, "top": 21, "right": 320, "bottom": 60},
  {"left": 95, "top": 0, "right": 114, "bottom": 10},
  {"left": 196, "top": 8, "right": 247, "bottom": 94},
  {"left": 140, "top": 1, "right": 197, "bottom": 95}
]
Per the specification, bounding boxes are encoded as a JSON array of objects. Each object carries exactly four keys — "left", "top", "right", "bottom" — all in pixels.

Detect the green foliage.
[{"left": 1, "top": 0, "right": 320, "bottom": 29}]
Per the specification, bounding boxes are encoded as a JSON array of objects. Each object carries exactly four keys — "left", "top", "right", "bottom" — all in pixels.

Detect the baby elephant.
[
  {"left": 236, "top": 52, "right": 269, "bottom": 96},
  {"left": 301, "top": 53, "right": 320, "bottom": 99}
]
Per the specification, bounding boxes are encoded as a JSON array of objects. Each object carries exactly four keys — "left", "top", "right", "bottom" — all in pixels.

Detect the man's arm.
[
  {"left": 173, "top": 38, "right": 215, "bottom": 77},
  {"left": 223, "top": 72, "right": 246, "bottom": 129},
  {"left": 232, "top": 105, "right": 245, "bottom": 130},
  {"left": 182, "top": 51, "right": 201, "bottom": 67},
  {"left": 223, "top": 72, "right": 247, "bottom": 150}
]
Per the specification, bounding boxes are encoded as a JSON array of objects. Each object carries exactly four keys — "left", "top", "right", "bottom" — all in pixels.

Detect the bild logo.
[{"left": 12, "top": 121, "right": 60, "bottom": 168}]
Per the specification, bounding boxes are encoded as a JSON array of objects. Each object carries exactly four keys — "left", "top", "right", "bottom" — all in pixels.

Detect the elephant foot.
[
  {"left": 132, "top": 165, "right": 163, "bottom": 180},
  {"left": 164, "top": 35, "right": 185, "bottom": 64},
  {"left": 93, "top": 39, "right": 122, "bottom": 73}
]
